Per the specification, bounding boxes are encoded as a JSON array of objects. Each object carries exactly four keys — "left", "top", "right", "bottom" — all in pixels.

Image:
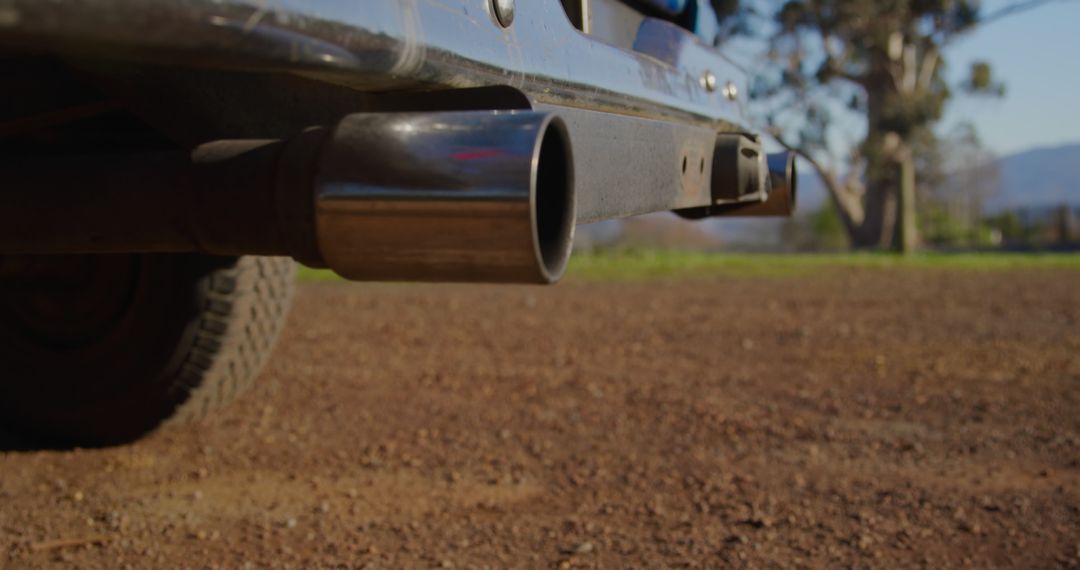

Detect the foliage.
[
  {"left": 780, "top": 204, "right": 850, "bottom": 251},
  {"left": 985, "top": 211, "right": 1025, "bottom": 241},
  {"left": 918, "top": 203, "right": 998, "bottom": 246}
]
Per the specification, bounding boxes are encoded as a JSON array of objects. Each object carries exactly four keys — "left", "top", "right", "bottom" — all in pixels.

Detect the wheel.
[{"left": 0, "top": 253, "right": 295, "bottom": 445}]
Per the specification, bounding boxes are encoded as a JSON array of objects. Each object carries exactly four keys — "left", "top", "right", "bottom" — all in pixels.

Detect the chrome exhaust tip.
[
  {"left": 532, "top": 118, "right": 576, "bottom": 282},
  {"left": 314, "top": 111, "right": 575, "bottom": 284},
  {"left": 766, "top": 151, "right": 797, "bottom": 214}
]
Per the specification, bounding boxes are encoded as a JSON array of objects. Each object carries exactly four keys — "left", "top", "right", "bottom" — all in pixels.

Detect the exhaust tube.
[
  {"left": 716, "top": 151, "right": 797, "bottom": 217},
  {"left": 314, "top": 112, "right": 575, "bottom": 283},
  {"left": 0, "top": 111, "right": 576, "bottom": 284}
]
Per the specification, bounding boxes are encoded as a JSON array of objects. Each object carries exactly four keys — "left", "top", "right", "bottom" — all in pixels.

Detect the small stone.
[
  {"left": 857, "top": 533, "right": 874, "bottom": 550},
  {"left": 957, "top": 517, "right": 982, "bottom": 534}
]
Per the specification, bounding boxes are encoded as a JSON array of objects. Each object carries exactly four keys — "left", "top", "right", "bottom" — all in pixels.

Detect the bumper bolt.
[{"left": 493, "top": 0, "right": 514, "bottom": 27}]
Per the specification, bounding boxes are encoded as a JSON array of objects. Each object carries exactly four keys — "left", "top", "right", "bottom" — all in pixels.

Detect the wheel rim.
[{"left": 0, "top": 255, "right": 140, "bottom": 349}]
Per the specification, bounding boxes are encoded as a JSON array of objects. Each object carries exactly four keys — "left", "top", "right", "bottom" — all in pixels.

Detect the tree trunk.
[
  {"left": 814, "top": 162, "right": 899, "bottom": 250},
  {"left": 850, "top": 177, "right": 897, "bottom": 249},
  {"left": 824, "top": 139, "right": 902, "bottom": 250},
  {"left": 835, "top": 153, "right": 915, "bottom": 251},
  {"left": 782, "top": 73, "right": 919, "bottom": 251},
  {"left": 822, "top": 69, "right": 916, "bottom": 251},
  {"left": 895, "top": 151, "right": 918, "bottom": 253}
]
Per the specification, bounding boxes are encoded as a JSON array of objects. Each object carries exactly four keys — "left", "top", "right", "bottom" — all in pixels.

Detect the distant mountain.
[
  {"left": 793, "top": 141, "right": 1080, "bottom": 214},
  {"left": 986, "top": 142, "right": 1080, "bottom": 212}
]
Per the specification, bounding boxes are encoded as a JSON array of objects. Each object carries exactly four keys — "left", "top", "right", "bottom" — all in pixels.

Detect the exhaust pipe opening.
[
  {"left": 313, "top": 111, "right": 576, "bottom": 284},
  {"left": 533, "top": 118, "right": 575, "bottom": 282}
]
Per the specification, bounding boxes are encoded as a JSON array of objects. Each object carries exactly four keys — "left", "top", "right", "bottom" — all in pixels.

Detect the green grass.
[
  {"left": 566, "top": 250, "right": 1080, "bottom": 280},
  {"left": 296, "top": 250, "right": 1080, "bottom": 282},
  {"left": 296, "top": 265, "right": 347, "bottom": 282}
]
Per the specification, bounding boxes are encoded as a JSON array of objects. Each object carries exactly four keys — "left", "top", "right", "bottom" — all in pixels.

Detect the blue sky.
[{"left": 943, "top": 0, "right": 1080, "bottom": 155}]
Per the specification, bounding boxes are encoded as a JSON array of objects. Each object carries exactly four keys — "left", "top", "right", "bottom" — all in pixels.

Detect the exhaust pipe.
[
  {"left": 315, "top": 112, "right": 575, "bottom": 283},
  {"left": 674, "top": 140, "right": 797, "bottom": 219},
  {"left": 716, "top": 151, "right": 797, "bottom": 217},
  {"left": 0, "top": 111, "right": 576, "bottom": 284}
]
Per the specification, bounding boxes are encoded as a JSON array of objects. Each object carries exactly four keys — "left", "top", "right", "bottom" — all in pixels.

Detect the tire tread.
[{"left": 164, "top": 256, "right": 295, "bottom": 426}]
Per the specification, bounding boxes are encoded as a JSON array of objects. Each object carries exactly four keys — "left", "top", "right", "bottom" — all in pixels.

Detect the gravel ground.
[{"left": 2, "top": 268, "right": 1079, "bottom": 569}]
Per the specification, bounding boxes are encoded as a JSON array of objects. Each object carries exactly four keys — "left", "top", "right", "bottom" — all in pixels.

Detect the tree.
[{"left": 728, "top": 0, "right": 1044, "bottom": 251}]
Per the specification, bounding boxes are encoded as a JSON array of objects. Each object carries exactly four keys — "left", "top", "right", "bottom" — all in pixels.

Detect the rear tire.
[{"left": 0, "top": 254, "right": 295, "bottom": 445}]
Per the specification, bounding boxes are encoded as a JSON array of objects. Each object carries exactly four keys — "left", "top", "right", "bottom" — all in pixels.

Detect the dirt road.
[{"left": 2, "top": 268, "right": 1079, "bottom": 568}]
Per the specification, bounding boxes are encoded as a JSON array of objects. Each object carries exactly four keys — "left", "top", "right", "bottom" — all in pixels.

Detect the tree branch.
[
  {"left": 944, "top": 0, "right": 1076, "bottom": 45},
  {"left": 769, "top": 130, "right": 865, "bottom": 233},
  {"left": 917, "top": 47, "right": 939, "bottom": 91},
  {"left": 902, "top": 44, "right": 918, "bottom": 93},
  {"left": 981, "top": 0, "right": 1073, "bottom": 25},
  {"left": 818, "top": 32, "right": 863, "bottom": 87}
]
